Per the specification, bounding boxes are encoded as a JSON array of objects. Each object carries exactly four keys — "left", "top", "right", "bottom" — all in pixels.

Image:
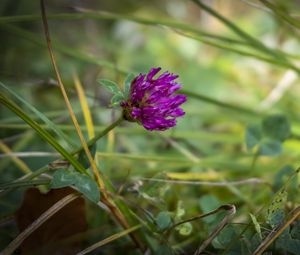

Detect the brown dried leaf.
[{"left": 15, "top": 187, "right": 87, "bottom": 255}]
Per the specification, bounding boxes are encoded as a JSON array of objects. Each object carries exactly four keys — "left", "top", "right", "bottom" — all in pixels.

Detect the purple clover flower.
[{"left": 121, "top": 67, "right": 186, "bottom": 131}]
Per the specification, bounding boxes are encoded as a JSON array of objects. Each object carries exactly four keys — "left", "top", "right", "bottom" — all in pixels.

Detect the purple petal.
[{"left": 147, "top": 67, "right": 161, "bottom": 80}]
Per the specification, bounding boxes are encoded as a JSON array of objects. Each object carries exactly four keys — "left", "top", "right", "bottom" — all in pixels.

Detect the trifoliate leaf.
[
  {"left": 262, "top": 114, "right": 291, "bottom": 141},
  {"left": 245, "top": 124, "right": 262, "bottom": 150},
  {"left": 258, "top": 139, "right": 282, "bottom": 156}
]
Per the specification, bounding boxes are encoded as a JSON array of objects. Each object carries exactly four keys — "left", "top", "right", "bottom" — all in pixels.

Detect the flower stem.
[{"left": 73, "top": 115, "right": 123, "bottom": 155}]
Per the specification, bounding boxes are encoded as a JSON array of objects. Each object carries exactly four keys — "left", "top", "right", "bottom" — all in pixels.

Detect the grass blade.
[
  {"left": 191, "top": 0, "right": 300, "bottom": 73},
  {"left": 260, "top": 0, "right": 300, "bottom": 30},
  {"left": 77, "top": 225, "right": 141, "bottom": 255},
  {"left": 0, "top": 81, "right": 76, "bottom": 149},
  {"left": 0, "top": 140, "right": 32, "bottom": 174},
  {"left": 73, "top": 74, "right": 95, "bottom": 139},
  {"left": 0, "top": 94, "right": 88, "bottom": 175}
]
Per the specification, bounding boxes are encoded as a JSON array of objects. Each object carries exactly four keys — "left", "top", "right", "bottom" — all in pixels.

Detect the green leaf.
[
  {"left": 175, "top": 200, "right": 185, "bottom": 220},
  {"left": 111, "top": 94, "right": 125, "bottom": 107},
  {"left": 249, "top": 213, "right": 262, "bottom": 240},
  {"left": 258, "top": 139, "right": 282, "bottom": 156},
  {"left": 78, "top": 143, "right": 97, "bottom": 169},
  {"left": 266, "top": 189, "right": 287, "bottom": 227},
  {"left": 280, "top": 239, "right": 300, "bottom": 255},
  {"left": 124, "top": 73, "right": 135, "bottom": 98},
  {"left": 176, "top": 222, "right": 193, "bottom": 236},
  {"left": 199, "top": 195, "right": 220, "bottom": 223},
  {"left": 51, "top": 169, "right": 100, "bottom": 203},
  {"left": 74, "top": 174, "right": 100, "bottom": 203},
  {"left": 51, "top": 169, "right": 77, "bottom": 188},
  {"left": 262, "top": 114, "right": 291, "bottom": 141},
  {"left": 154, "top": 244, "right": 174, "bottom": 255},
  {"left": 291, "top": 220, "right": 300, "bottom": 240},
  {"left": 215, "top": 225, "right": 239, "bottom": 248},
  {"left": 156, "top": 211, "right": 172, "bottom": 230},
  {"left": 245, "top": 124, "right": 262, "bottom": 150},
  {"left": 276, "top": 228, "right": 300, "bottom": 255},
  {"left": 97, "top": 79, "right": 123, "bottom": 96}
]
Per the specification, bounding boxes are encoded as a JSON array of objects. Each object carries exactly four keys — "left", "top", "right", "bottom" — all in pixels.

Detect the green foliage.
[
  {"left": 155, "top": 211, "right": 172, "bottom": 231},
  {"left": 97, "top": 79, "right": 125, "bottom": 106},
  {"left": 51, "top": 169, "right": 100, "bottom": 203},
  {"left": 245, "top": 114, "right": 290, "bottom": 156},
  {"left": 199, "top": 194, "right": 220, "bottom": 224},
  {"left": 174, "top": 201, "right": 193, "bottom": 236},
  {"left": 262, "top": 114, "right": 291, "bottom": 141},
  {"left": 0, "top": 82, "right": 76, "bottom": 149},
  {"left": 124, "top": 73, "right": 135, "bottom": 98},
  {"left": 2, "top": 0, "right": 300, "bottom": 254},
  {"left": 245, "top": 124, "right": 262, "bottom": 150},
  {"left": 249, "top": 213, "right": 262, "bottom": 240},
  {"left": 51, "top": 169, "right": 77, "bottom": 188},
  {"left": 266, "top": 189, "right": 287, "bottom": 227},
  {"left": 98, "top": 74, "right": 135, "bottom": 106},
  {"left": 258, "top": 139, "right": 282, "bottom": 156},
  {"left": 276, "top": 228, "right": 300, "bottom": 255},
  {"left": 177, "top": 222, "right": 192, "bottom": 236},
  {"left": 97, "top": 79, "right": 123, "bottom": 95},
  {"left": 291, "top": 221, "right": 300, "bottom": 240}
]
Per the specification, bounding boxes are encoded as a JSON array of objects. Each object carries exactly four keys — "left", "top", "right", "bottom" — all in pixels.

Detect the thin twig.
[
  {"left": 194, "top": 205, "right": 236, "bottom": 255},
  {"left": 252, "top": 205, "right": 300, "bottom": 255},
  {"left": 169, "top": 204, "right": 235, "bottom": 233},
  {"left": 1, "top": 193, "right": 79, "bottom": 255},
  {"left": 40, "top": 0, "right": 104, "bottom": 191},
  {"left": 77, "top": 225, "right": 141, "bottom": 255},
  {"left": 0, "top": 141, "right": 32, "bottom": 174},
  {"left": 39, "top": 1, "right": 144, "bottom": 251}
]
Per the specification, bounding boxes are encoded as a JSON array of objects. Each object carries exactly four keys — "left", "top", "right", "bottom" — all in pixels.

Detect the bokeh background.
[{"left": 1, "top": 0, "right": 300, "bottom": 254}]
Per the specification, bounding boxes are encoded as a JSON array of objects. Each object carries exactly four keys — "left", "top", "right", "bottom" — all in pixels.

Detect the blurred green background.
[{"left": 1, "top": 0, "right": 300, "bottom": 254}]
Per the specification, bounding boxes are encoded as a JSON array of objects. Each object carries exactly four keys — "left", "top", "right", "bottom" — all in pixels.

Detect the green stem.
[{"left": 74, "top": 115, "right": 123, "bottom": 155}]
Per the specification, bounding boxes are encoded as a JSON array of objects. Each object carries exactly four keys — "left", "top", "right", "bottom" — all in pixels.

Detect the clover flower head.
[{"left": 121, "top": 67, "right": 186, "bottom": 131}]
